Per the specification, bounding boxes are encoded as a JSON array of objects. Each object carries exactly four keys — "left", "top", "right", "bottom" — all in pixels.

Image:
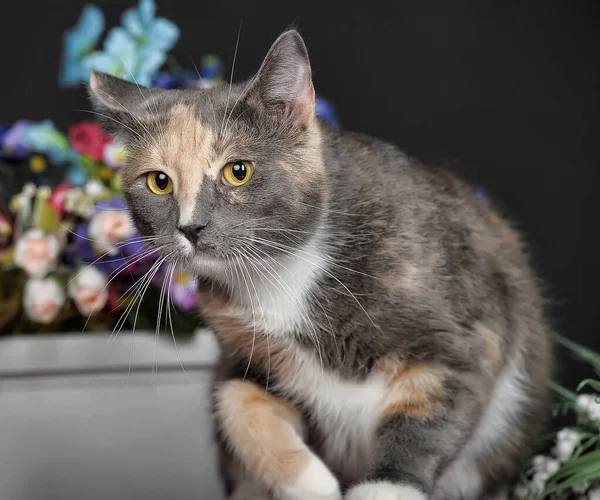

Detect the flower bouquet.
[
  {"left": 514, "top": 336, "right": 600, "bottom": 499},
  {"left": 0, "top": 0, "right": 339, "bottom": 336}
]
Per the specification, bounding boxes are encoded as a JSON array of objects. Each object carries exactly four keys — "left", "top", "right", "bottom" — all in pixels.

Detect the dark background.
[{"left": 1, "top": 1, "right": 598, "bottom": 389}]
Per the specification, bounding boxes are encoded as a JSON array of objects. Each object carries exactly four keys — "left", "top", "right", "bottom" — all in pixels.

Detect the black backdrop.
[{"left": 1, "top": 1, "right": 598, "bottom": 388}]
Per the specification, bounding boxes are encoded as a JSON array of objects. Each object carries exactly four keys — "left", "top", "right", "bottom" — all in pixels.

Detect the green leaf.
[
  {"left": 547, "top": 450, "right": 600, "bottom": 481},
  {"left": 539, "top": 464, "right": 600, "bottom": 498},
  {"left": 577, "top": 379, "right": 600, "bottom": 393},
  {"left": 554, "top": 333, "right": 600, "bottom": 370},
  {"left": 549, "top": 381, "right": 578, "bottom": 402}
]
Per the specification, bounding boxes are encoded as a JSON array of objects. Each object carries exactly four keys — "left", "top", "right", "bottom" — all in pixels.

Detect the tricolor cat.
[{"left": 89, "top": 29, "right": 552, "bottom": 500}]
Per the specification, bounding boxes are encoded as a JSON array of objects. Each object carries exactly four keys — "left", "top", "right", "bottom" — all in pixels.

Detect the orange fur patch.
[
  {"left": 378, "top": 358, "right": 447, "bottom": 420},
  {"left": 215, "top": 379, "right": 310, "bottom": 488},
  {"left": 198, "top": 288, "right": 297, "bottom": 382}
]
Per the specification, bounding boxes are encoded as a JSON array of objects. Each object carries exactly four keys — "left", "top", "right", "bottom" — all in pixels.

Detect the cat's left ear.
[
  {"left": 88, "top": 71, "right": 163, "bottom": 141},
  {"left": 245, "top": 30, "right": 315, "bottom": 124}
]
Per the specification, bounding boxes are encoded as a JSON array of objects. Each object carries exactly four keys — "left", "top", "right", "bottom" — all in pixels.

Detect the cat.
[{"left": 89, "top": 29, "right": 552, "bottom": 500}]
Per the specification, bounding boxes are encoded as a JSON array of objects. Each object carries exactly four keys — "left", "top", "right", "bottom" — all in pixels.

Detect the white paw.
[
  {"left": 345, "top": 482, "right": 426, "bottom": 500},
  {"left": 278, "top": 455, "right": 341, "bottom": 500}
]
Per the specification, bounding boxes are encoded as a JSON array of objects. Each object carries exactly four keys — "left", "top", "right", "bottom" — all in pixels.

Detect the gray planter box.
[{"left": 0, "top": 330, "right": 225, "bottom": 500}]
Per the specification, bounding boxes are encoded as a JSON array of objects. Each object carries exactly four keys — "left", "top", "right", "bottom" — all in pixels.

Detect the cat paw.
[
  {"left": 278, "top": 455, "right": 341, "bottom": 500},
  {"left": 345, "top": 482, "right": 426, "bottom": 500}
]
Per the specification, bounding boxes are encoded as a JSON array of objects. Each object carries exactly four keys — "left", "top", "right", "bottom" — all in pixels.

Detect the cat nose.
[{"left": 178, "top": 223, "right": 207, "bottom": 244}]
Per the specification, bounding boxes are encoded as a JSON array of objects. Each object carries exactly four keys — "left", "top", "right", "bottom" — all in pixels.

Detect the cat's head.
[{"left": 88, "top": 30, "right": 326, "bottom": 279}]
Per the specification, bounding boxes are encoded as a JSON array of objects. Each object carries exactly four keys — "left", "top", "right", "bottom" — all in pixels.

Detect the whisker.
[
  {"left": 241, "top": 235, "right": 378, "bottom": 328},
  {"left": 220, "top": 19, "right": 243, "bottom": 138}
]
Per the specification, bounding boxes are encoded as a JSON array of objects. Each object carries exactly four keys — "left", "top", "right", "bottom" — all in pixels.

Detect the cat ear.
[
  {"left": 245, "top": 30, "right": 315, "bottom": 124},
  {"left": 88, "top": 71, "right": 161, "bottom": 140}
]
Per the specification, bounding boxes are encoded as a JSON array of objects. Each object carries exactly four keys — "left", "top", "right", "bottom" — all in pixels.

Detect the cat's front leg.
[
  {"left": 215, "top": 379, "right": 341, "bottom": 500},
  {"left": 345, "top": 368, "right": 479, "bottom": 500}
]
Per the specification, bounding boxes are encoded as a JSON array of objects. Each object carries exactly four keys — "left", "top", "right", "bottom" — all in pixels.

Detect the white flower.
[
  {"left": 14, "top": 229, "right": 60, "bottom": 278},
  {"left": 23, "top": 277, "right": 65, "bottom": 324},
  {"left": 103, "top": 141, "right": 127, "bottom": 169},
  {"left": 589, "top": 487, "right": 600, "bottom": 500},
  {"left": 531, "top": 471, "right": 549, "bottom": 495},
  {"left": 576, "top": 393, "right": 595, "bottom": 411},
  {"left": 554, "top": 439, "right": 576, "bottom": 462},
  {"left": 84, "top": 180, "right": 106, "bottom": 196},
  {"left": 544, "top": 459, "right": 560, "bottom": 475},
  {"left": 68, "top": 266, "right": 108, "bottom": 316},
  {"left": 572, "top": 480, "right": 591, "bottom": 494},
  {"left": 88, "top": 209, "right": 135, "bottom": 256},
  {"left": 553, "top": 428, "right": 581, "bottom": 462},
  {"left": 584, "top": 395, "right": 600, "bottom": 421},
  {"left": 532, "top": 455, "right": 549, "bottom": 471}
]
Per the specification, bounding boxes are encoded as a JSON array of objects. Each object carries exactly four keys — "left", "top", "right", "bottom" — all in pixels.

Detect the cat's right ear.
[
  {"left": 244, "top": 30, "right": 315, "bottom": 125},
  {"left": 88, "top": 71, "right": 161, "bottom": 141}
]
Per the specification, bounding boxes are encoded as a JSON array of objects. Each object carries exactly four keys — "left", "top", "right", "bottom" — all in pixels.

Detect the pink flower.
[
  {"left": 68, "top": 121, "right": 110, "bottom": 161},
  {"left": 14, "top": 229, "right": 60, "bottom": 278},
  {"left": 48, "top": 184, "right": 73, "bottom": 216},
  {"left": 88, "top": 208, "right": 136, "bottom": 255},
  {"left": 23, "top": 277, "right": 65, "bottom": 324},
  {"left": 68, "top": 266, "right": 108, "bottom": 315}
]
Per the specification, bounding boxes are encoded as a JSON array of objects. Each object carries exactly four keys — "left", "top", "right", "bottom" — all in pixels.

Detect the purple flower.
[
  {"left": 1, "top": 120, "right": 33, "bottom": 159},
  {"left": 150, "top": 263, "right": 198, "bottom": 311}
]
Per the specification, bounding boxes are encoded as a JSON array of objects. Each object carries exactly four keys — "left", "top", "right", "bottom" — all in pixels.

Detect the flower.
[
  {"left": 121, "top": 0, "right": 179, "bottom": 53},
  {"left": 23, "top": 120, "right": 74, "bottom": 165},
  {"left": 88, "top": 201, "right": 136, "bottom": 256},
  {"left": 577, "top": 393, "right": 600, "bottom": 420},
  {"left": 553, "top": 428, "right": 581, "bottom": 462},
  {"left": 14, "top": 229, "right": 60, "bottom": 278},
  {"left": 590, "top": 487, "right": 600, "bottom": 500},
  {"left": 576, "top": 393, "right": 595, "bottom": 411},
  {"left": 68, "top": 265, "right": 109, "bottom": 315},
  {"left": 59, "top": 5, "right": 105, "bottom": 87},
  {"left": 48, "top": 184, "right": 73, "bottom": 216},
  {"left": 152, "top": 71, "right": 190, "bottom": 89},
  {"left": 1, "top": 120, "right": 33, "bottom": 159},
  {"left": 23, "top": 277, "right": 65, "bottom": 324},
  {"left": 67, "top": 167, "right": 88, "bottom": 187},
  {"left": 84, "top": 180, "right": 107, "bottom": 197},
  {"left": 169, "top": 268, "right": 198, "bottom": 310},
  {"left": 83, "top": 27, "right": 165, "bottom": 86},
  {"left": 103, "top": 140, "right": 127, "bottom": 169},
  {"left": 68, "top": 121, "right": 111, "bottom": 161},
  {"left": 316, "top": 96, "right": 340, "bottom": 128}
]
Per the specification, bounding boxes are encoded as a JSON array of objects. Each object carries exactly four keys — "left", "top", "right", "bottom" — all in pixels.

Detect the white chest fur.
[
  {"left": 228, "top": 237, "right": 328, "bottom": 337},
  {"left": 277, "top": 350, "right": 389, "bottom": 483}
]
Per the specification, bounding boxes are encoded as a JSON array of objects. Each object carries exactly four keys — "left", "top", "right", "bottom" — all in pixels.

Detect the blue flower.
[
  {"left": 83, "top": 27, "right": 165, "bottom": 86},
  {"left": 199, "top": 54, "right": 223, "bottom": 81},
  {"left": 23, "top": 121, "right": 75, "bottom": 165},
  {"left": 316, "top": 96, "right": 340, "bottom": 129},
  {"left": 152, "top": 71, "right": 188, "bottom": 89},
  {"left": 121, "top": 0, "right": 179, "bottom": 52},
  {"left": 59, "top": 5, "right": 105, "bottom": 87}
]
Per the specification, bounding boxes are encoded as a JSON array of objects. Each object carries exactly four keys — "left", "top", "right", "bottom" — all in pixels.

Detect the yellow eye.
[
  {"left": 147, "top": 171, "right": 173, "bottom": 195},
  {"left": 222, "top": 161, "right": 254, "bottom": 187}
]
